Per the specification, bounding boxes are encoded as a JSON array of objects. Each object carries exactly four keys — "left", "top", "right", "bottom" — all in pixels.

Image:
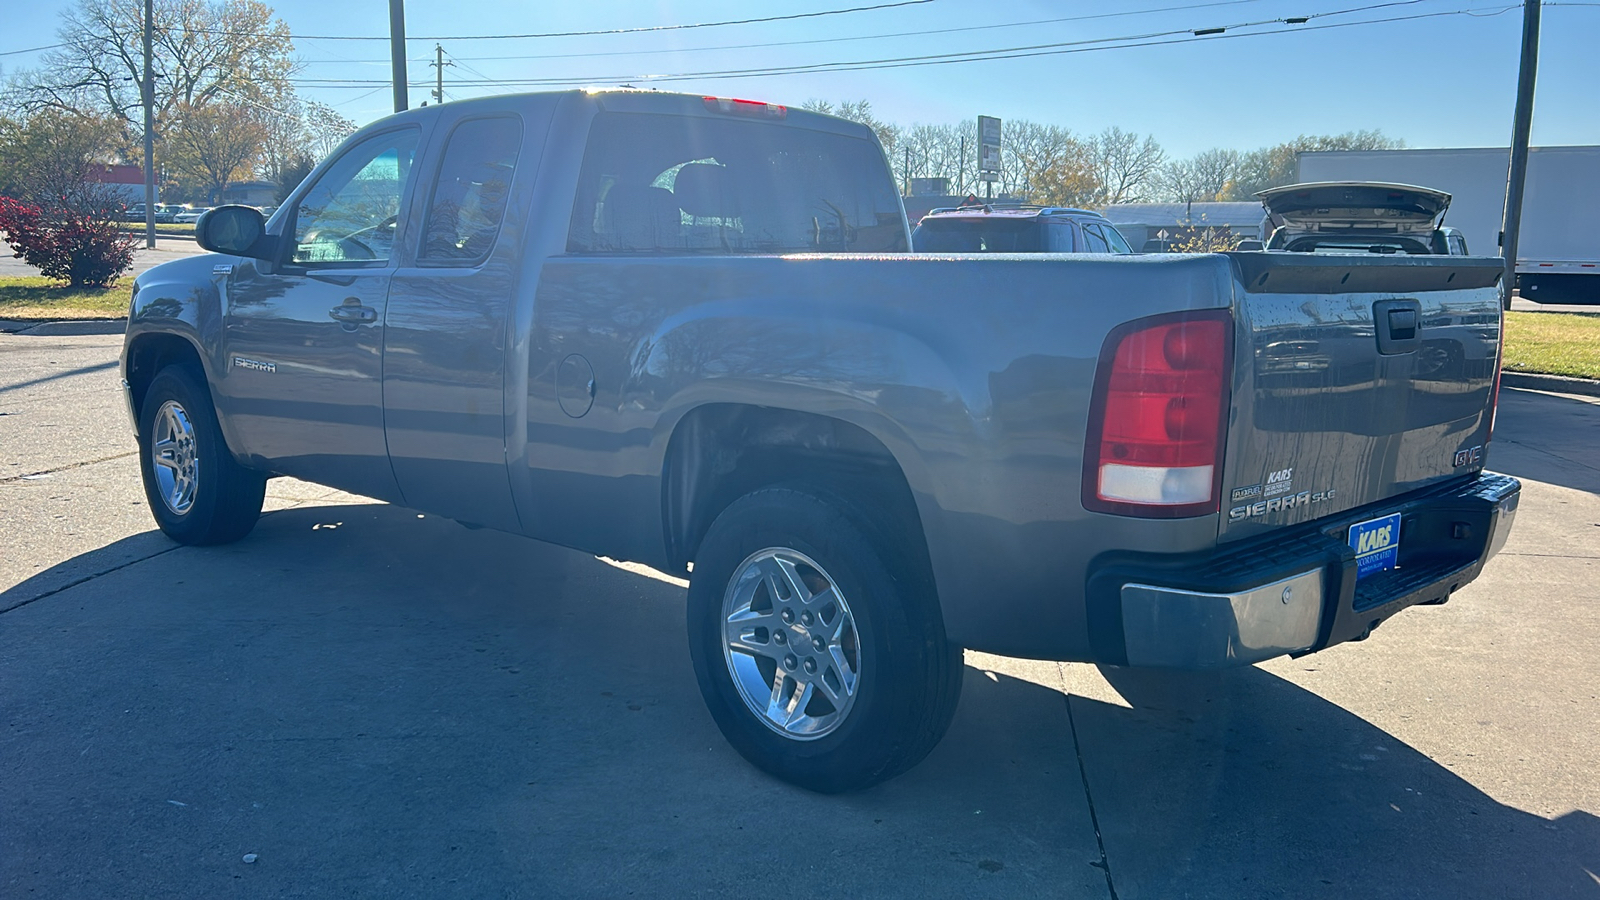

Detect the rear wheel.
[
  {"left": 138, "top": 365, "right": 266, "bottom": 545},
  {"left": 687, "top": 486, "right": 962, "bottom": 793}
]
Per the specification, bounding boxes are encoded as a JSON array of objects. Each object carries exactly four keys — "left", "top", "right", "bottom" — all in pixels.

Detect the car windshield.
[{"left": 912, "top": 218, "right": 1043, "bottom": 252}]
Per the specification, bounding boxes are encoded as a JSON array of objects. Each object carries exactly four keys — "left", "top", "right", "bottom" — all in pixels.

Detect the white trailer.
[{"left": 1297, "top": 146, "right": 1600, "bottom": 303}]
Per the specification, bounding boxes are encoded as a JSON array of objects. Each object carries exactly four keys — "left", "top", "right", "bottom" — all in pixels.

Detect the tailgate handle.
[
  {"left": 1387, "top": 309, "right": 1417, "bottom": 340},
  {"left": 1373, "top": 299, "right": 1422, "bottom": 355}
]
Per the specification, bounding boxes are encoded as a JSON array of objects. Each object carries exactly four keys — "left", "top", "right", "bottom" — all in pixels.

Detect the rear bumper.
[{"left": 1086, "top": 472, "right": 1520, "bottom": 669}]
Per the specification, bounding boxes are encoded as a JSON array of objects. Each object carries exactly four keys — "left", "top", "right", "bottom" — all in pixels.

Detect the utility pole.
[
  {"left": 430, "top": 44, "right": 454, "bottom": 105},
  {"left": 903, "top": 147, "right": 910, "bottom": 197},
  {"left": 389, "top": 0, "right": 408, "bottom": 113},
  {"left": 142, "top": 0, "right": 155, "bottom": 248},
  {"left": 1500, "top": 0, "right": 1541, "bottom": 310}
]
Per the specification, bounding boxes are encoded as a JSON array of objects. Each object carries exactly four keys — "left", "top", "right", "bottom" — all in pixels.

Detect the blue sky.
[{"left": 3, "top": 0, "right": 1598, "bottom": 157}]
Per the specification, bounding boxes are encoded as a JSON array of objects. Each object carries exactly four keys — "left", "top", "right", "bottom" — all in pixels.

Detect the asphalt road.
[
  {"left": 2, "top": 333, "right": 1596, "bottom": 899},
  {"left": 0, "top": 235, "right": 199, "bottom": 281}
]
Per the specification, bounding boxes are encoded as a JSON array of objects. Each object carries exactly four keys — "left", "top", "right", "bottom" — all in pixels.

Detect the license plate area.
[{"left": 1348, "top": 513, "right": 1402, "bottom": 580}]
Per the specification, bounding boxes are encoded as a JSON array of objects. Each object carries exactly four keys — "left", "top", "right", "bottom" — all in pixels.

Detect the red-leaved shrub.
[{"left": 0, "top": 196, "right": 137, "bottom": 288}]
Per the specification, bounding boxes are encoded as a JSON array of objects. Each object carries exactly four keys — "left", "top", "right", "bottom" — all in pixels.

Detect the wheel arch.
[
  {"left": 124, "top": 331, "right": 210, "bottom": 426},
  {"left": 661, "top": 404, "right": 931, "bottom": 577}
]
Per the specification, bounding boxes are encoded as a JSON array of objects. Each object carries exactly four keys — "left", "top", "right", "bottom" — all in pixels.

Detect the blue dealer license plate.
[{"left": 1348, "top": 513, "right": 1402, "bottom": 579}]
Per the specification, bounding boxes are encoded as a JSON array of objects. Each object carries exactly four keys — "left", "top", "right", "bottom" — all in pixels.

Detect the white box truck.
[{"left": 1298, "top": 146, "right": 1600, "bottom": 303}]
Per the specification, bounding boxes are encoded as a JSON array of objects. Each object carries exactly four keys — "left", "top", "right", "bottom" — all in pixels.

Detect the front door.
[{"left": 219, "top": 126, "right": 423, "bottom": 501}]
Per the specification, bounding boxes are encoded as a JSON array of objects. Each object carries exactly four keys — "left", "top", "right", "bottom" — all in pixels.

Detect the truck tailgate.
[{"left": 1220, "top": 253, "right": 1504, "bottom": 543}]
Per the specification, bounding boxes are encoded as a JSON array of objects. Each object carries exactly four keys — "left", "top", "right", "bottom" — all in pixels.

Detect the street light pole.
[
  {"left": 389, "top": 0, "right": 408, "bottom": 113},
  {"left": 1499, "top": 0, "right": 1541, "bottom": 309},
  {"left": 142, "top": 0, "right": 155, "bottom": 249}
]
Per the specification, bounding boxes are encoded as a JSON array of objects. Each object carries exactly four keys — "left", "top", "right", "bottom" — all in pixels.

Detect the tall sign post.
[
  {"left": 977, "top": 116, "right": 1001, "bottom": 201},
  {"left": 1499, "top": 0, "right": 1541, "bottom": 309}
]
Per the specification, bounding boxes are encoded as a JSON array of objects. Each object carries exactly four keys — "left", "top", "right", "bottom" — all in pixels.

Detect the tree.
[
  {"left": 0, "top": 108, "right": 128, "bottom": 207},
  {"left": 253, "top": 97, "right": 354, "bottom": 196},
  {"left": 165, "top": 100, "right": 266, "bottom": 203},
  {"left": 801, "top": 98, "right": 900, "bottom": 155},
  {"left": 1087, "top": 127, "right": 1165, "bottom": 205},
  {"left": 5, "top": 0, "right": 296, "bottom": 134},
  {"left": 0, "top": 109, "right": 137, "bottom": 287},
  {"left": 1226, "top": 130, "right": 1405, "bottom": 199}
]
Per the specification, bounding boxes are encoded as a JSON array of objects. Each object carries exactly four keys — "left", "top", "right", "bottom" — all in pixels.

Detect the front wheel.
[
  {"left": 138, "top": 365, "right": 266, "bottom": 545},
  {"left": 687, "top": 486, "right": 963, "bottom": 793}
]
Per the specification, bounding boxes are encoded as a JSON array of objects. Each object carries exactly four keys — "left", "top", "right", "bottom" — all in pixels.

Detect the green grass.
[
  {"left": 0, "top": 276, "right": 128, "bottom": 320},
  {"left": 116, "top": 222, "right": 195, "bottom": 236},
  {"left": 1502, "top": 311, "right": 1600, "bottom": 381}
]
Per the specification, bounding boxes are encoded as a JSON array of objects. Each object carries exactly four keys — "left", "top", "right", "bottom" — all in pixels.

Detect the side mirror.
[
  {"left": 195, "top": 205, "right": 275, "bottom": 260},
  {"left": 1235, "top": 239, "right": 1265, "bottom": 251}
]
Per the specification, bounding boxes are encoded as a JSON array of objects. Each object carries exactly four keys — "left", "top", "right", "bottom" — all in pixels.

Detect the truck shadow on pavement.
[
  {"left": 1068, "top": 665, "right": 1600, "bottom": 899},
  {"left": 2, "top": 501, "right": 1595, "bottom": 898}
]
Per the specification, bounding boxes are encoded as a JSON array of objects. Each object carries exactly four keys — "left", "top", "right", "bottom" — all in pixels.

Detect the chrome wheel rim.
[
  {"left": 722, "top": 548, "right": 862, "bottom": 741},
  {"left": 150, "top": 400, "right": 199, "bottom": 515}
]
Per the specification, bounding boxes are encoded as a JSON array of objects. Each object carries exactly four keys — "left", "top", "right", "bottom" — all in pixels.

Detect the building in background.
[
  {"left": 1101, "top": 201, "right": 1266, "bottom": 251},
  {"left": 219, "top": 181, "right": 278, "bottom": 207},
  {"left": 86, "top": 164, "right": 148, "bottom": 204}
]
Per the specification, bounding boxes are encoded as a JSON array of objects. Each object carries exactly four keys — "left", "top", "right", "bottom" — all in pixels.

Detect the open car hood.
[{"left": 1258, "top": 182, "right": 1451, "bottom": 234}]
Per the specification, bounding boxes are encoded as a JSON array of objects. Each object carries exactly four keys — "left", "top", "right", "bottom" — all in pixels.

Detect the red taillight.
[
  {"left": 1083, "top": 311, "right": 1232, "bottom": 517},
  {"left": 703, "top": 96, "right": 787, "bottom": 118}
]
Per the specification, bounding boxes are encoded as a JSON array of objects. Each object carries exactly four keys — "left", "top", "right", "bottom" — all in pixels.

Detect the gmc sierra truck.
[{"left": 121, "top": 91, "right": 1519, "bottom": 792}]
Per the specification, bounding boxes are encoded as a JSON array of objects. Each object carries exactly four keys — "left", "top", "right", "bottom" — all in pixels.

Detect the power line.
[
  {"left": 287, "top": 1, "right": 1283, "bottom": 65},
  {"left": 0, "top": 42, "right": 67, "bottom": 58},
  {"left": 280, "top": 1, "right": 1490, "bottom": 89},
  {"left": 136, "top": 0, "right": 939, "bottom": 43}
]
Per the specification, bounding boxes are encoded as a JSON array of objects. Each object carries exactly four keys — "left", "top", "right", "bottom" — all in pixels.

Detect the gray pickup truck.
[{"left": 121, "top": 90, "right": 1519, "bottom": 792}]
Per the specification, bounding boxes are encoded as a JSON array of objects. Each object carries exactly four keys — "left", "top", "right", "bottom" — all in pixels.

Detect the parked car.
[
  {"left": 124, "top": 91, "right": 1519, "bottom": 793},
  {"left": 912, "top": 205, "right": 1133, "bottom": 253},
  {"left": 174, "top": 207, "right": 212, "bottom": 224},
  {"left": 152, "top": 205, "right": 179, "bottom": 223},
  {"left": 1259, "top": 182, "right": 1459, "bottom": 255}
]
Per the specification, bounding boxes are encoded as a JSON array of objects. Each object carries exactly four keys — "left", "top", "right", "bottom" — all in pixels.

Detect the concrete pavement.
[{"left": 1, "top": 333, "right": 1596, "bottom": 898}]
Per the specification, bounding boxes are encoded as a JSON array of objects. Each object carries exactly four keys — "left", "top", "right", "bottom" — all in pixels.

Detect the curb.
[
  {"left": 1502, "top": 371, "right": 1600, "bottom": 398},
  {"left": 0, "top": 318, "right": 128, "bottom": 336}
]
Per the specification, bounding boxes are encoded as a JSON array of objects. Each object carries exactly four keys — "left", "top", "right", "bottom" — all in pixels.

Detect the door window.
[
  {"left": 1082, "top": 223, "right": 1111, "bottom": 253},
  {"left": 419, "top": 117, "right": 524, "bottom": 262},
  {"left": 291, "top": 128, "right": 420, "bottom": 265},
  {"left": 1100, "top": 223, "right": 1132, "bottom": 253},
  {"left": 1046, "top": 222, "right": 1076, "bottom": 252}
]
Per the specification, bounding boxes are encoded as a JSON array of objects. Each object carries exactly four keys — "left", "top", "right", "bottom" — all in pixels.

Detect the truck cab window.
[
  {"left": 290, "top": 129, "right": 420, "bottom": 265},
  {"left": 420, "top": 117, "right": 524, "bottom": 262},
  {"left": 568, "top": 112, "right": 907, "bottom": 254}
]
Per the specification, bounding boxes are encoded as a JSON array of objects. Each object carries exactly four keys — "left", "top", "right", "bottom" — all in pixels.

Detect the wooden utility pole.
[
  {"left": 430, "top": 43, "right": 454, "bottom": 105},
  {"left": 142, "top": 0, "right": 155, "bottom": 248},
  {"left": 1500, "top": 0, "right": 1541, "bottom": 309},
  {"left": 389, "top": 0, "right": 408, "bottom": 113}
]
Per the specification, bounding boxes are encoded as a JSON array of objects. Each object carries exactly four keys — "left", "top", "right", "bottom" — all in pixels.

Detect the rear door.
[
  {"left": 383, "top": 107, "right": 550, "bottom": 531},
  {"left": 1219, "top": 253, "right": 1504, "bottom": 542}
]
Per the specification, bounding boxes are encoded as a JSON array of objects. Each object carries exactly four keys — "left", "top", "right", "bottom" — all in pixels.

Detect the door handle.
[{"left": 328, "top": 303, "right": 377, "bottom": 324}]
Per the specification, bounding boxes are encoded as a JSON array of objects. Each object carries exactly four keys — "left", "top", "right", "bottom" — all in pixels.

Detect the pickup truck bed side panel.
[{"left": 515, "top": 252, "right": 1238, "bottom": 659}]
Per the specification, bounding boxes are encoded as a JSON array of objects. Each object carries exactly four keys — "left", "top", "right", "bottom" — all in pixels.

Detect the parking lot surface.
[{"left": 2, "top": 333, "right": 1597, "bottom": 898}]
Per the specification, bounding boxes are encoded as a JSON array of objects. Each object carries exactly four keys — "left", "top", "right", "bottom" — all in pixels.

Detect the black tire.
[
  {"left": 687, "top": 486, "right": 963, "bottom": 793},
  {"left": 138, "top": 364, "right": 266, "bottom": 545}
]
